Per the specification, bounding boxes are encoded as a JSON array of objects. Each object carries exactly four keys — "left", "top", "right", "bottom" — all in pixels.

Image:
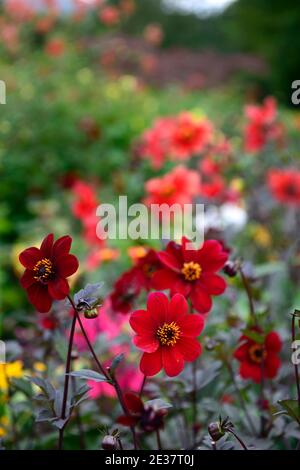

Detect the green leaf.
[
  {"left": 69, "top": 369, "right": 110, "bottom": 383},
  {"left": 242, "top": 329, "right": 265, "bottom": 344},
  {"left": 277, "top": 399, "right": 300, "bottom": 425},
  {"left": 109, "top": 353, "right": 125, "bottom": 378}
]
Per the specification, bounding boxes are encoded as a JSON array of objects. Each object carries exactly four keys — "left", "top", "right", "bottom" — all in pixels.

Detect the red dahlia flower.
[
  {"left": 170, "top": 112, "right": 213, "bottom": 160},
  {"left": 234, "top": 329, "right": 281, "bottom": 383},
  {"left": 152, "top": 237, "right": 228, "bottom": 314},
  {"left": 267, "top": 168, "right": 300, "bottom": 206},
  {"left": 19, "top": 234, "right": 79, "bottom": 313},
  {"left": 130, "top": 292, "right": 204, "bottom": 377},
  {"left": 144, "top": 165, "right": 200, "bottom": 209}
]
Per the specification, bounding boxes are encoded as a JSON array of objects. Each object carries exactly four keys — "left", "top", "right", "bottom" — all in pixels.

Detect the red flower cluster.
[
  {"left": 139, "top": 113, "right": 213, "bottom": 169},
  {"left": 267, "top": 168, "right": 300, "bottom": 206},
  {"left": 19, "top": 234, "right": 79, "bottom": 313},
  {"left": 144, "top": 165, "right": 200, "bottom": 210},
  {"left": 110, "top": 249, "right": 161, "bottom": 314},
  {"left": 244, "top": 97, "right": 285, "bottom": 153},
  {"left": 130, "top": 292, "right": 204, "bottom": 377},
  {"left": 234, "top": 329, "right": 281, "bottom": 383},
  {"left": 71, "top": 180, "right": 104, "bottom": 248},
  {"left": 152, "top": 237, "right": 228, "bottom": 314}
]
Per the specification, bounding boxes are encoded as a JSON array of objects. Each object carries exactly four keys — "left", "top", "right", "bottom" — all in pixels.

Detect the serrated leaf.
[{"left": 69, "top": 369, "right": 109, "bottom": 383}]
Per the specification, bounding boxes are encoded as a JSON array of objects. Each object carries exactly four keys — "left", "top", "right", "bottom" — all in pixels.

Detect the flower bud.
[
  {"left": 208, "top": 421, "right": 225, "bottom": 442},
  {"left": 101, "top": 435, "right": 118, "bottom": 450},
  {"left": 84, "top": 308, "right": 99, "bottom": 319},
  {"left": 223, "top": 261, "right": 238, "bottom": 277}
]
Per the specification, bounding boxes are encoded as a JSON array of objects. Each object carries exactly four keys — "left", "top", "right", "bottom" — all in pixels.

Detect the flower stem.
[
  {"left": 225, "top": 361, "right": 257, "bottom": 436},
  {"left": 139, "top": 375, "right": 147, "bottom": 397},
  {"left": 67, "top": 295, "right": 138, "bottom": 449},
  {"left": 192, "top": 360, "right": 198, "bottom": 447},
  {"left": 239, "top": 267, "right": 258, "bottom": 327},
  {"left": 228, "top": 429, "right": 248, "bottom": 450},
  {"left": 58, "top": 311, "right": 77, "bottom": 450},
  {"left": 156, "top": 429, "right": 162, "bottom": 450}
]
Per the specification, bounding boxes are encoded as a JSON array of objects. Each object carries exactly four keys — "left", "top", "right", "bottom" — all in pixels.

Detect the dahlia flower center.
[
  {"left": 179, "top": 126, "right": 194, "bottom": 142},
  {"left": 33, "top": 258, "right": 54, "bottom": 283},
  {"left": 156, "top": 321, "right": 180, "bottom": 346},
  {"left": 161, "top": 184, "right": 175, "bottom": 197},
  {"left": 248, "top": 344, "right": 266, "bottom": 364},
  {"left": 181, "top": 261, "right": 202, "bottom": 281}
]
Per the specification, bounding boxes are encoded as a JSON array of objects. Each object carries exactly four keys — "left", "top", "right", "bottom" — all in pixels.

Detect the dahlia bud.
[
  {"left": 84, "top": 308, "right": 99, "bottom": 319},
  {"left": 208, "top": 421, "right": 225, "bottom": 442},
  {"left": 223, "top": 260, "right": 238, "bottom": 277},
  {"left": 101, "top": 435, "right": 118, "bottom": 450}
]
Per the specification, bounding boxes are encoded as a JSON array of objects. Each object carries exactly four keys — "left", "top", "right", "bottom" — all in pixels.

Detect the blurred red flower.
[
  {"left": 99, "top": 6, "right": 120, "bottom": 26},
  {"left": 45, "top": 38, "right": 65, "bottom": 57},
  {"left": 170, "top": 113, "right": 213, "bottom": 160},
  {"left": 19, "top": 234, "right": 79, "bottom": 313},
  {"left": 117, "top": 392, "right": 168, "bottom": 431},
  {"left": 71, "top": 180, "right": 98, "bottom": 219},
  {"left": 234, "top": 329, "right": 281, "bottom": 383},
  {"left": 144, "top": 165, "right": 200, "bottom": 209},
  {"left": 152, "top": 237, "right": 228, "bottom": 314},
  {"left": 110, "top": 269, "right": 142, "bottom": 314},
  {"left": 267, "top": 168, "right": 300, "bottom": 205},
  {"left": 130, "top": 292, "right": 204, "bottom": 377},
  {"left": 244, "top": 97, "right": 285, "bottom": 152}
]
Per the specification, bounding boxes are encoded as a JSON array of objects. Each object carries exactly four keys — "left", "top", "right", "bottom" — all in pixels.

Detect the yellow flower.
[
  {"left": 0, "top": 416, "right": 9, "bottom": 437},
  {"left": 33, "top": 362, "right": 47, "bottom": 373},
  {"left": 251, "top": 225, "right": 272, "bottom": 248},
  {"left": 0, "top": 361, "right": 24, "bottom": 390}
]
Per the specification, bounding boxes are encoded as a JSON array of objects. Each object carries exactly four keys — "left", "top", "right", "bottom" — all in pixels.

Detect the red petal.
[
  {"left": 158, "top": 251, "right": 181, "bottom": 272},
  {"left": 265, "top": 354, "right": 281, "bottom": 378},
  {"left": 140, "top": 349, "right": 162, "bottom": 376},
  {"left": 179, "top": 314, "right": 204, "bottom": 337},
  {"left": 240, "top": 361, "right": 261, "bottom": 383},
  {"left": 170, "top": 278, "right": 191, "bottom": 297},
  {"left": 48, "top": 277, "right": 70, "bottom": 300},
  {"left": 233, "top": 343, "right": 249, "bottom": 361},
  {"left": 146, "top": 292, "right": 168, "bottom": 326},
  {"left": 162, "top": 347, "right": 184, "bottom": 377},
  {"left": 53, "top": 235, "right": 72, "bottom": 258},
  {"left": 151, "top": 269, "right": 178, "bottom": 290},
  {"left": 198, "top": 240, "right": 228, "bottom": 272},
  {"left": 130, "top": 310, "right": 155, "bottom": 334},
  {"left": 20, "top": 269, "right": 36, "bottom": 289},
  {"left": 40, "top": 234, "right": 54, "bottom": 258},
  {"left": 265, "top": 332, "right": 281, "bottom": 353},
  {"left": 124, "top": 393, "right": 144, "bottom": 414},
  {"left": 190, "top": 287, "right": 212, "bottom": 313},
  {"left": 56, "top": 254, "right": 79, "bottom": 277},
  {"left": 168, "top": 293, "right": 188, "bottom": 322},
  {"left": 117, "top": 415, "right": 139, "bottom": 427},
  {"left": 27, "top": 283, "right": 52, "bottom": 313},
  {"left": 176, "top": 337, "right": 202, "bottom": 361},
  {"left": 200, "top": 273, "right": 226, "bottom": 295},
  {"left": 133, "top": 335, "right": 159, "bottom": 353},
  {"left": 19, "top": 247, "right": 41, "bottom": 269}
]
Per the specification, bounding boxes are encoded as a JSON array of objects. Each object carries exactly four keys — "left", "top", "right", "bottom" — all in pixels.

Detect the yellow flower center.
[
  {"left": 181, "top": 261, "right": 202, "bottom": 281},
  {"left": 33, "top": 258, "right": 54, "bottom": 282},
  {"left": 249, "top": 344, "right": 266, "bottom": 364},
  {"left": 157, "top": 322, "right": 180, "bottom": 347}
]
